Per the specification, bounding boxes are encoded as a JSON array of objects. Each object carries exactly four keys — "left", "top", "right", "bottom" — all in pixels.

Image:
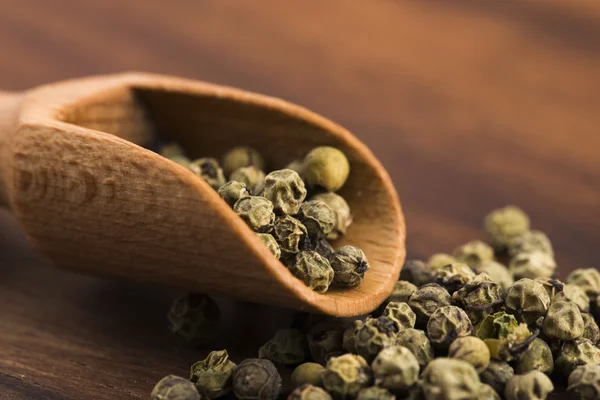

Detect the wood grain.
[{"left": 0, "top": 0, "right": 599, "bottom": 399}]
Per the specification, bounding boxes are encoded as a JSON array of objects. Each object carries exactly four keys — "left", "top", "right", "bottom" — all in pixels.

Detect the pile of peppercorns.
[
  {"left": 152, "top": 204, "right": 600, "bottom": 400},
  {"left": 156, "top": 143, "right": 369, "bottom": 293}
]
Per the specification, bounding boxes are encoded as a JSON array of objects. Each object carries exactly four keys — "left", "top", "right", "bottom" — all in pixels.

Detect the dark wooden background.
[{"left": 1, "top": 1, "right": 599, "bottom": 399}]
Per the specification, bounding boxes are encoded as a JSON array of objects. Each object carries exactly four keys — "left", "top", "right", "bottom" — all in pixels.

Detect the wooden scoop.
[{"left": 0, "top": 73, "right": 405, "bottom": 317}]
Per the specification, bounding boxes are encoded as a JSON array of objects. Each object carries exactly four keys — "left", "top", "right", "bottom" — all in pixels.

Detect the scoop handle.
[{"left": 0, "top": 91, "right": 24, "bottom": 208}]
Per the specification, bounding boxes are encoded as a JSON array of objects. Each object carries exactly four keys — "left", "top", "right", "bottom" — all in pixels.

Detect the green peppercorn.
[
  {"left": 555, "top": 338, "right": 600, "bottom": 377},
  {"left": 433, "top": 262, "right": 476, "bottom": 294},
  {"left": 581, "top": 313, "right": 600, "bottom": 344},
  {"left": 259, "top": 329, "right": 306, "bottom": 365},
  {"left": 342, "top": 320, "right": 362, "bottom": 354},
  {"left": 568, "top": 364, "right": 600, "bottom": 400},
  {"left": 356, "top": 387, "right": 395, "bottom": 400},
  {"left": 476, "top": 384, "right": 501, "bottom": 400},
  {"left": 567, "top": 268, "right": 600, "bottom": 300},
  {"left": 509, "top": 251, "right": 556, "bottom": 280},
  {"left": 312, "top": 237, "right": 335, "bottom": 260},
  {"left": 543, "top": 300, "right": 584, "bottom": 340},
  {"left": 288, "top": 384, "right": 332, "bottom": 400},
  {"left": 168, "top": 293, "right": 220, "bottom": 346},
  {"left": 474, "top": 261, "right": 514, "bottom": 290},
  {"left": 504, "top": 370, "right": 553, "bottom": 400},
  {"left": 408, "top": 283, "right": 452, "bottom": 326},
  {"left": 298, "top": 200, "right": 336, "bottom": 239},
  {"left": 262, "top": 169, "right": 307, "bottom": 215},
  {"left": 189, "top": 158, "right": 226, "bottom": 190},
  {"left": 452, "top": 272, "right": 505, "bottom": 324},
  {"left": 307, "top": 320, "right": 345, "bottom": 365},
  {"left": 168, "top": 154, "right": 192, "bottom": 167},
  {"left": 230, "top": 166, "right": 266, "bottom": 195},
  {"left": 426, "top": 253, "right": 456, "bottom": 271},
  {"left": 285, "top": 159, "right": 305, "bottom": 177},
  {"left": 221, "top": 146, "right": 266, "bottom": 177},
  {"left": 219, "top": 181, "right": 251, "bottom": 207},
  {"left": 330, "top": 246, "right": 370, "bottom": 288},
  {"left": 291, "top": 363, "right": 326, "bottom": 387},
  {"left": 257, "top": 233, "right": 281, "bottom": 260},
  {"left": 322, "top": 354, "right": 371, "bottom": 399},
  {"left": 400, "top": 260, "right": 435, "bottom": 287},
  {"left": 508, "top": 230, "right": 554, "bottom": 257},
  {"left": 514, "top": 338, "right": 553, "bottom": 375},
  {"left": 453, "top": 240, "right": 494, "bottom": 268},
  {"left": 480, "top": 360, "right": 514, "bottom": 396},
  {"left": 448, "top": 336, "right": 490, "bottom": 373},
  {"left": 273, "top": 216, "right": 309, "bottom": 254},
  {"left": 303, "top": 147, "right": 350, "bottom": 192},
  {"left": 421, "top": 358, "right": 481, "bottom": 400},
  {"left": 395, "top": 328, "right": 434, "bottom": 370},
  {"left": 159, "top": 142, "right": 185, "bottom": 159},
  {"left": 190, "top": 350, "right": 236, "bottom": 399},
  {"left": 310, "top": 192, "right": 353, "bottom": 240},
  {"left": 504, "top": 278, "right": 550, "bottom": 326},
  {"left": 381, "top": 302, "right": 416, "bottom": 332},
  {"left": 290, "top": 251, "right": 334, "bottom": 293},
  {"left": 387, "top": 281, "right": 418, "bottom": 304},
  {"left": 232, "top": 359, "right": 282, "bottom": 400},
  {"left": 151, "top": 375, "right": 200, "bottom": 400},
  {"left": 484, "top": 323, "right": 535, "bottom": 362},
  {"left": 427, "top": 305, "right": 473, "bottom": 349},
  {"left": 372, "top": 345, "right": 419, "bottom": 392},
  {"left": 484, "top": 205, "right": 530, "bottom": 250},
  {"left": 234, "top": 196, "right": 275, "bottom": 233},
  {"left": 555, "top": 284, "right": 591, "bottom": 313},
  {"left": 354, "top": 317, "right": 398, "bottom": 363}
]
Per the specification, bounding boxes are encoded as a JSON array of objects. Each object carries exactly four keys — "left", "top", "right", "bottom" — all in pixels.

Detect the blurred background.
[{"left": 1, "top": 1, "right": 599, "bottom": 399}]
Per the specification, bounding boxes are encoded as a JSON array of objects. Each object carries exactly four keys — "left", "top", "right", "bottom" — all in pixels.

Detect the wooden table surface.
[{"left": 1, "top": 1, "right": 599, "bottom": 399}]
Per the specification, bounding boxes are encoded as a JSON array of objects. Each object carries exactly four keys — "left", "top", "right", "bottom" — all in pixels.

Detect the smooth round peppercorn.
[
  {"left": 230, "top": 166, "right": 266, "bottom": 195},
  {"left": 452, "top": 272, "right": 505, "bottom": 324},
  {"left": 555, "top": 338, "right": 600, "bottom": 377},
  {"left": 290, "top": 251, "right": 334, "bottom": 293},
  {"left": 190, "top": 350, "right": 236, "bottom": 399},
  {"left": 234, "top": 196, "right": 275, "bottom": 233},
  {"left": 291, "top": 363, "right": 326, "bottom": 388},
  {"left": 233, "top": 359, "right": 282, "bottom": 400},
  {"left": 453, "top": 240, "right": 494, "bottom": 268},
  {"left": 567, "top": 268, "right": 600, "bottom": 299},
  {"left": 568, "top": 364, "right": 600, "bottom": 400},
  {"left": 372, "top": 345, "right": 419, "bottom": 392},
  {"left": 151, "top": 375, "right": 200, "bottom": 400},
  {"left": 322, "top": 354, "right": 371, "bottom": 399},
  {"left": 330, "top": 246, "right": 370, "bottom": 288},
  {"left": 298, "top": 200, "right": 336, "bottom": 239},
  {"left": 421, "top": 358, "right": 481, "bottom": 400},
  {"left": 221, "top": 146, "right": 266, "bottom": 177},
  {"left": 484, "top": 205, "right": 530, "bottom": 249},
  {"left": 400, "top": 259, "right": 435, "bottom": 287},
  {"left": 581, "top": 313, "right": 600, "bottom": 344},
  {"left": 273, "top": 216, "right": 309, "bottom": 254},
  {"left": 262, "top": 169, "right": 307, "bottom": 215},
  {"left": 408, "top": 283, "right": 452, "bottom": 326},
  {"left": 356, "top": 387, "right": 395, "bottom": 400},
  {"left": 381, "top": 302, "right": 416, "bottom": 332},
  {"left": 307, "top": 320, "right": 345, "bottom": 365},
  {"left": 504, "top": 370, "right": 554, "bottom": 400},
  {"left": 189, "top": 158, "right": 226, "bottom": 190},
  {"left": 509, "top": 251, "right": 556, "bottom": 280},
  {"left": 303, "top": 146, "right": 350, "bottom": 192},
  {"left": 395, "top": 328, "right": 434, "bottom": 370},
  {"left": 219, "top": 181, "right": 251, "bottom": 207},
  {"left": 448, "top": 336, "right": 490, "bottom": 373},
  {"left": 288, "top": 384, "right": 332, "bottom": 400},
  {"left": 257, "top": 233, "right": 281, "bottom": 260},
  {"left": 426, "top": 253, "right": 456, "bottom": 271},
  {"left": 480, "top": 360, "right": 514, "bottom": 396},
  {"left": 474, "top": 261, "right": 514, "bottom": 290},
  {"left": 427, "top": 305, "right": 473, "bottom": 349},
  {"left": 514, "top": 338, "right": 554, "bottom": 375},
  {"left": 505, "top": 278, "right": 550, "bottom": 326},
  {"left": 543, "top": 300, "right": 584, "bottom": 340},
  {"left": 311, "top": 192, "right": 353, "bottom": 240},
  {"left": 168, "top": 293, "right": 220, "bottom": 346},
  {"left": 433, "top": 262, "right": 476, "bottom": 294},
  {"left": 259, "top": 329, "right": 306, "bottom": 365},
  {"left": 354, "top": 317, "right": 398, "bottom": 363},
  {"left": 508, "top": 230, "right": 554, "bottom": 257}
]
